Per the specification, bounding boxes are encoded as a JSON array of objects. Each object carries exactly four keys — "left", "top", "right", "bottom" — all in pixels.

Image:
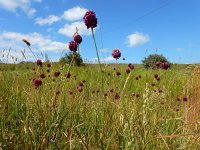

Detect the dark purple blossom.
[
  {"left": 54, "top": 71, "right": 60, "bottom": 77},
  {"left": 47, "top": 63, "right": 51, "bottom": 68},
  {"left": 161, "top": 62, "right": 170, "bottom": 70},
  {"left": 69, "top": 41, "right": 78, "bottom": 52},
  {"left": 66, "top": 72, "right": 71, "bottom": 78},
  {"left": 115, "top": 93, "right": 120, "bottom": 99},
  {"left": 36, "top": 59, "right": 42, "bottom": 67},
  {"left": 126, "top": 67, "right": 131, "bottom": 74},
  {"left": 128, "top": 63, "right": 134, "bottom": 70},
  {"left": 77, "top": 86, "right": 83, "bottom": 92},
  {"left": 33, "top": 79, "right": 42, "bottom": 87},
  {"left": 183, "top": 97, "right": 188, "bottom": 102},
  {"left": 83, "top": 10, "right": 97, "bottom": 29},
  {"left": 40, "top": 74, "right": 46, "bottom": 79},
  {"left": 112, "top": 49, "right": 121, "bottom": 59},
  {"left": 74, "top": 34, "right": 82, "bottom": 44}
]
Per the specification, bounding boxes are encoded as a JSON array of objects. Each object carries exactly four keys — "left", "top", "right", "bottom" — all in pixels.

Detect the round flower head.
[
  {"left": 74, "top": 34, "right": 82, "bottom": 44},
  {"left": 69, "top": 41, "right": 78, "bottom": 52},
  {"left": 33, "top": 79, "right": 42, "bottom": 87},
  {"left": 54, "top": 71, "right": 60, "bottom": 77},
  {"left": 126, "top": 67, "right": 131, "bottom": 74},
  {"left": 112, "top": 49, "right": 121, "bottom": 59},
  {"left": 128, "top": 63, "right": 134, "bottom": 70},
  {"left": 83, "top": 10, "right": 97, "bottom": 29},
  {"left": 36, "top": 59, "right": 42, "bottom": 67},
  {"left": 161, "top": 62, "right": 170, "bottom": 70}
]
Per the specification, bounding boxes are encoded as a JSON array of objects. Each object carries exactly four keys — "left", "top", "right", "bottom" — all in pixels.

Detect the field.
[{"left": 0, "top": 62, "right": 200, "bottom": 149}]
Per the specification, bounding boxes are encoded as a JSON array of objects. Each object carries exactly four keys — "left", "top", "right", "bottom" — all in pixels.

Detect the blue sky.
[{"left": 0, "top": 0, "right": 200, "bottom": 64}]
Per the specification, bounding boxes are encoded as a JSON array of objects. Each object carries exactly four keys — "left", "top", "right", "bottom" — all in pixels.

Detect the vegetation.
[
  {"left": 59, "top": 52, "right": 83, "bottom": 66},
  {"left": 142, "top": 54, "right": 170, "bottom": 69},
  {"left": 0, "top": 62, "right": 199, "bottom": 149}
]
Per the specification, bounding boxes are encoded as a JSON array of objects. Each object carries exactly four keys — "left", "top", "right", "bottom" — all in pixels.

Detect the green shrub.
[
  {"left": 142, "top": 54, "right": 170, "bottom": 69},
  {"left": 59, "top": 52, "right": 83, "bottom": 66}
]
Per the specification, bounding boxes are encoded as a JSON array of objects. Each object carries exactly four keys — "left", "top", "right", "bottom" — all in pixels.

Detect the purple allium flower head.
[
  {"left": 40, "top": 74, "right": 46, "bottom": 79},
  {"left": 83, "top": 10, "right": 97, "bottom": 29},
  {"left": 135, "top": 77, "right": 139, "bottom": 80},
  {"left": 158, "top": 89, "right": 163, "bottom": 93},
  {"left": 74, "top": 34, "right": 82, "bottom": 44},
  {"left": 33, "top": 79, "right": 42, "bottom": 87},
  {"left": 79, "top": 82, "right": 84, "bottom": 87},
  {"left": 176, "top": 97, "right": 181, "bottom": 101},
  {"left": 112, "top": 49, "right": 121, "bottom": 59},
  {"left": 47, "top": 69, "right": 50, "bottom": 73},
  {"left": 110, "top": 88, "right": 114, "bottom": 93},
  {"left": 115, "top": 93, "right": 120, "bottom": 99},
  {"left": 151, "top": 83, "right": 155, "bottom": 86},
  {"left": 138, "top": 75, "right": 141, "bottom": 78},
  {"left": 154, "top": 74, "right": 159, "bottom": 79},
  {"left": 183, "top": 97, "right": 188, "bottom": 102},
  {"left": 77, "top": 86, "right": 83, "bottom": 92},
  {"left": 156, "top": 61, "right": 161, "bottom": 67},
  {"left": 54, "top": 71, "right": 60, "bottom": 77},
  {"left": 69, "top": 41, "right": 78, "bottom": 52},
  {"left": 47, "top": 63, "right": 51, "bottom": 68},
  {"left": 136, "top": 94, "right": 140, "bottom": 98},
  {"left": 128, "top": 63, "right": 134, "bottom": 70},
  {"left": 32, "top": 67, "right": 35, "bottom": 71},
  {"left": 66, "top": 72, "right": 71, "bottom": 78},
  {"left": 126, "top": 67, "right": 131, "bottom": 74},
  {"left": 156, "top": 76, "right": 160, "bottom": 81},
  {"left": 116, "top": 71, "right": 121, "bottom": 76},
  {"left": 36, "top": 59, "right": 42, "bottom": 67},
  {"left": 161, "top": 62, "right": 170, "bottom": 70}
]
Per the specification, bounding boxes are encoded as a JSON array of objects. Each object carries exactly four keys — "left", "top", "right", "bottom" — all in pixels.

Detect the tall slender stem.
[{"left": 91, "top": 28, "right": 103, "bottom": 90}]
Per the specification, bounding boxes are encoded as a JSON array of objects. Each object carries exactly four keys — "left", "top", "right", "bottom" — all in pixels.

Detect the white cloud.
[
  {"left": 0, "top": 31, "right": 68, "bottom": 54},
  {"left": 175, "top": 48, "right": 182, "bottom": 51},
  {"left": 91, "top": 56, "right": 115, "bottom": 63},
  {"left": 126, "top": 32, "right": 150, "bottom": 47},
  {"left": 35, "top": 15, "right": 60, "bottom": 25},
  {"left": 0, "top": 0, "right": 41, "bottom": 16},
  {"left": 100, "top": 48, "right": 110, "bottom": 53},
  {"left": 58, "top": 21, "right": 93, "bottom": 37},
  {"left": 62, "top": 6, "right": 87, "bottom": 21}
]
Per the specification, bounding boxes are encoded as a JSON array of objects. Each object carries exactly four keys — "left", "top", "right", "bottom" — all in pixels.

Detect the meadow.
[
  {"left": 0, "top": 62, "right": 200, "bottom": 149},
  {"left": 0, "top": 9, "right": 200, "bottom": 150}
]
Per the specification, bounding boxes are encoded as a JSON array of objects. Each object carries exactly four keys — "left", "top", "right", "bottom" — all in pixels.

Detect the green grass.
[{"left": 0, "top": 63, "right": 199, "bottom": 149}]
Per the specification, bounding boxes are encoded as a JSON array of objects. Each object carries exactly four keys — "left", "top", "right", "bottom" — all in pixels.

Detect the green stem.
[{"left": 91, "top": 28, "right": 103, "bottom": 90}]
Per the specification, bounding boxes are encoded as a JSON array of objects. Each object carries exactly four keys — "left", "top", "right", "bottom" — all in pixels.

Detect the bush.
[
  {"left": 142, "top": 54, "right": 170, "bottom": 69},
  {"left": 59, "top": 52, "right": 83, "bottom": 66}
]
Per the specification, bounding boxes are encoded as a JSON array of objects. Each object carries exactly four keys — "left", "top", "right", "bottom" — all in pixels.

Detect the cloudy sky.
[{"left": 0, "top": 0, "right": 200, "bottom": 64}]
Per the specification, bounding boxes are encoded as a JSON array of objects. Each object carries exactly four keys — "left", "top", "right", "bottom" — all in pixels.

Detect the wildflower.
[
  {"left": 183, "top": 97, "right": 188, "bottom": 102},
  {"left": 154, "top": 74, "right": 159, "bottom": 79},
  {"left": 156, "top": 61, "right": 161, "bottom": 67},
  {"left": 83, "top": 10, "right": 97, "bottom": 29},
  {"left": 74, "top": 34, "right": 82, "bottom": 44},
  {"left": 104, "top": 93, "right": 108, "bottom": 97},
  {"left": 112, "top": 49, "right": 121, "bottom": 59},
  {"left": 116, "top": 71, "right": 121, "bottom": 76},
  {"left": 115, "top": 93, "right": 120, "bottom": 99},
  {"left": 22, "top": 39, "right": 31, "bottom": 46},
  {"left": 128, "top": 63, "right": 134, "bottom": 70},
  {"left": 33, "top": 79, "right": 42, "bottom": 87},
  {"left": 77, "top": 86, "right": 83, "bottom": 92},
  {"left": 54, "top": 71, "right": 60, "bottom": 77},
  {"left": 40, "top": 74, "right": 46, "bottom": 79},
  {"left": 176, "top": 97, "right": 181, "bottom": 101},
  {"left": 156, "top": 76, "right": 160, "bottom": 81},
  {"left": 47, "top": 69, "right": 50, "bottom": 73},
  {"left": 47, "top": 63, "right": 51, "bottom": 67},
  {"left": 161, "top": 62, "right": 170, "bottom": 70},
  {"left": 69, "top": 41, "right": 78, "bottom": 52},
  {"left": 135, "top": 77, "right": 139, "bottom": 80},
  {"left": 79, "top": 82, "right": 84, "bottom": 87},
  {"left": 66, "top": 72, "right": 71, "bottom": 78},
  {"left": 126, "top": 67, "right": 131, "bottom": 74},
  {"left": 110, "top": 89, "right": 114, "bottom": 93},
  {"left": 151, "top": 83, "right": 155, "bottom": 86},
  {"left": 36, "top": 59, "right": 42, "bottom": 67},
  {"left": 136, "top": 94, "right": 140, "bottom": 98},
  {"left": 138, "top": 75, "right": 141, "bottom": 78}
]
